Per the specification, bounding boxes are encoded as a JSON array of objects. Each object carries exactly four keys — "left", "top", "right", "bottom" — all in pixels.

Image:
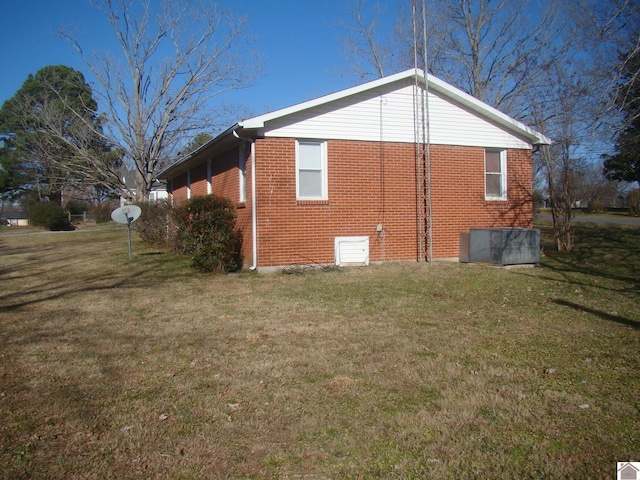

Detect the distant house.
[
  {"left": 158, "top": 69, "right": 551, "bottom": 272},
  {"left": 120, "top": 171, "right": 168, "bottom": 206},
  {"left": 1, "top": 210, "right": 29, "bottom": 226}
]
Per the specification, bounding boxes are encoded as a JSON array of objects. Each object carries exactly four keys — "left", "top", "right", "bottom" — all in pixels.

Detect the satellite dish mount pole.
[
  {"left": 126, "top": 215, "right": 133, "bottom": 260},
  {"left": 110, "top": 205, "right": 142, "bottom": 260}
]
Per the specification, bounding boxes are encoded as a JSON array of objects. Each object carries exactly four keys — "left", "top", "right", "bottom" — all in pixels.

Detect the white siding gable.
[{"left": 258, "top": 78, "right": 532, "bottom": 149}]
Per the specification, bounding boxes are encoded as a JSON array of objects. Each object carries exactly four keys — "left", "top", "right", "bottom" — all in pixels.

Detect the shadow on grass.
[
  {"left": 0, "top": 269, "right": 147, "bottom": 312},
  {"left": 553, "top": 298, "right": 640, "bottom": 330},
  {"left": 537, "top": 223, "right": 640, "bottom": 290}
]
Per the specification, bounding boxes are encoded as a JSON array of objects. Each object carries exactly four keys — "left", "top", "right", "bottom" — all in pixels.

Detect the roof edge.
[
  {"left": 239, "top": 69, "right": 422, "bottom": 129},
  {"left": 240, "top": 68, "right": 551, "bottom": 146},
  {"left": 421, "top": 72, "right": 552, "bottom": 145},
  {"left": 157, "top": 123, "right": 240, "bottom": 179},
  {"left": 160, "top": 69, "right": 551, "bottom": 180}
]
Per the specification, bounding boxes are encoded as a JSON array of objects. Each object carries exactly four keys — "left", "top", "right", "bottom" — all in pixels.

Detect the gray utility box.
[{"left": 462, "top": 228, "right": 540, "bottom": 265}]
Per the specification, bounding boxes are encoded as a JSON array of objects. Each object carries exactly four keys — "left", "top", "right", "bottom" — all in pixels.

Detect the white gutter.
[{"left": 233, "top": 130, "right": 257, "bottom": 271}]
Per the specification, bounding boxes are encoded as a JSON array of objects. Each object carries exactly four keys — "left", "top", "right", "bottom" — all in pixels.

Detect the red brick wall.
[
  {"left": 430, "top": 145, "right": 533, "bottom": 257},
  {"left": 167, "top": 137, "right": 533, "bottom": 268},
  {"left": 234, "top": 148, "right": 253, "bottom": 266},
  {"left": 190, "top": 163, "right": 208, "bottom": 198},
  {"left": 211, "top": 149, "right": 240, "bottom": 200},
  {"left": 168, "top": 147, "right": 254, "bottom": 266},
  {"left": 171, "top": 173, "right": 188, "bottom": 204},
  {"left": 205, "top": 147, "right": 254, "bottom": 266},
  {"left": 253, "top": 138, "right": 532, "bottom": 266}
]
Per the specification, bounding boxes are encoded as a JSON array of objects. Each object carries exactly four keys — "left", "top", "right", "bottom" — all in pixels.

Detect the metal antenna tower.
[{"left": 413, "top": 0, "right": 433, "bottom": 263}]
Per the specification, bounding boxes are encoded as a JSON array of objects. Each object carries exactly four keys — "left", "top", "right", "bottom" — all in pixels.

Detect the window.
[
  {"left": 485, "top": 149, "right": 506, "bottom": 200},
  {"left": 296, "top": 140, "right": 327, "bottom": 200}
]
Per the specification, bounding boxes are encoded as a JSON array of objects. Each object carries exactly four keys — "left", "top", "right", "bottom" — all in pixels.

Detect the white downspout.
[{"left": 233, "top": 130, "right": 257, "bottom": 271}]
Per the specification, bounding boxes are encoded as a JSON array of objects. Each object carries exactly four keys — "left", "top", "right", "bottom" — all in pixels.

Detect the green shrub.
[
  {"left": 136, "top": 199, "right": 172, "bottom": 248},
  {"left": 65, "top": 199, "right": 90, "bottom": 215},
  {"left": 628, "top": 189, "right": 640, "bottom": 216},
  {"left": 172, "top": 195, "right": 242, "bottom": 273},
  {"left": 28, "top": 201, "right": 73, "bottom": 231},
  {"left": 532, "top": 190, "right": 545, "bottom": 213}
]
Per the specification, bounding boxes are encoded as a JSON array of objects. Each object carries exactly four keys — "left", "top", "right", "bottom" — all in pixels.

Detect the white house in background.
[
  {"left": 120, "top": 171, "right": 168, "bottom": 206},
  {"left": 1, "top": 210, "right": 29, "bottom": 226}
]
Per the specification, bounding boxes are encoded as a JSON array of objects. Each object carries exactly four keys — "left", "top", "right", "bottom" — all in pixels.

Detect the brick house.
[{"left": 158, "top": 69, "right": 550, "bottom": 272}]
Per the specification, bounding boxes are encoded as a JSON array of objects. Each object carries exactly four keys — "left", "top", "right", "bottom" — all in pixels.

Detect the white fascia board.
[
  {"left": 239, "top": 70, "right": 421, "bottom": 129},
  {"left": 424, "top": 73, "right": 552, "bottom": 145}
]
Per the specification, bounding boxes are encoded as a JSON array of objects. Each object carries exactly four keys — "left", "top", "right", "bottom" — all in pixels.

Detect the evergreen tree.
[
  {"left": 0, "top": 141, "right": 25, "bottom": 201},
  {"left": 603, "top": 49, "right": 640, "bottom": 188},
  {"left": 0, "top": 65, "right": 116, "bottom": 205}
]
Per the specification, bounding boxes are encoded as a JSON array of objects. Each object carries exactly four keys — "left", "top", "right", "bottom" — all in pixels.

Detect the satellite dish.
[
  {"left": 111, "top": 205, "right": 142, "bottom": 225},
  {"left": 111, "top": 205, "right": 142, "bottom": 259}
]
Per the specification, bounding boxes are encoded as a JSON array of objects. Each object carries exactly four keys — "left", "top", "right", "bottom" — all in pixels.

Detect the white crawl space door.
[{"left": 334, "top": 236, "right": 369, "bottom": 266}]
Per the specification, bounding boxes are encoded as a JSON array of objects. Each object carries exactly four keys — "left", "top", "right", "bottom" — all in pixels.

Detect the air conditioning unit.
[{"left": 462, "top": 228, "right": 540, "bottom": 265}]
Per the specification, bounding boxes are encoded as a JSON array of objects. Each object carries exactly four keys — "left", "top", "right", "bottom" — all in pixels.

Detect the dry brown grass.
[{"left": 1, "top": 224, "right": 639, "bottom": 479}]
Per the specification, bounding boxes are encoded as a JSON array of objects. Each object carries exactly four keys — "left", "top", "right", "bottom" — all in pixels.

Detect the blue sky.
[{"left": 1, "top": 0, "right": 406, "bottom": 119}]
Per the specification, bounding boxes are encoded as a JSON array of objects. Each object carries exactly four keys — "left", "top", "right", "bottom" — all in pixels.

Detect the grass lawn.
[{"left": 0, "top": 223, "right": 638, "bottom": 479}]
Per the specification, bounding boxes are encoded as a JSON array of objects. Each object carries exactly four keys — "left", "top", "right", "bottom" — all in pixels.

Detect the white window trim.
[
  {"left": 296, "top": 139, "right": 328, "bottom": 200},
  {"left": 485, "top": 149, "right": 507, "bottom": 201}
]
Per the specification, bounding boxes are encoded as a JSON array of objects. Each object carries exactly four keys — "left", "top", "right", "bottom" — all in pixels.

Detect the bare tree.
[
  {"left": 62, "top": 0, "right": 260, "bottom": 201},
  {"left": 34, "top": 94, "right": 123, "bottom": 202},
  {"left": 341, "top": 0, "right": 570, "bottom": 119},
  {"left": 571, "top": 162, "right": 622, "bottom": 207},
  {"left": 530, "top": 58, "right": 601, "bottom": 252},
  {"left": 396, "top": 0, "right": 571, "bottom": 119},
  {"left": 571, "top": 0, "right": 640, "bottom": 129},
  {"left": 339, "top": 0, "right": 397, "bottom": 81},
  {"left": 570, "top": 1, "right": 640, "bottom": 189}
]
